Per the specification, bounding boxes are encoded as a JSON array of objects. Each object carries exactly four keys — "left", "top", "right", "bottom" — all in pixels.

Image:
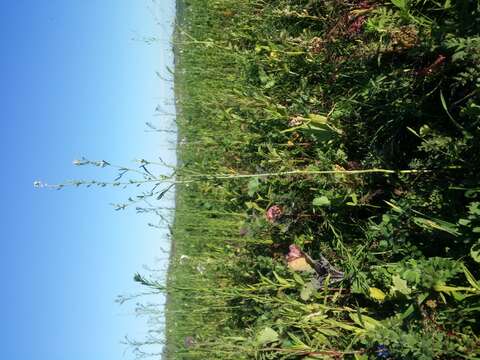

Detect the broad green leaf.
[
  {"left": 313, "top": 196, "right": 331, "bottom": 207},
  {"left": 369, "top": 287, "right": 386, "bottom": 301},
  {"left": 390, "top": 275, "right": 411, "bottom": 296},
  {"left": 264, "top": 79, "right": 275, "bottom": 89},
  {"left": 256, "top": 327, "right": 279, "bottom": 346},
  {"left": 403, "top": 269, "right": 420, "bottom": 283},
  {"left": 308, "top": 113, "right": 328, "bottom": 124},
  {"left": 451, "top": 291, "right": 467, "bottom": 301},
  {"left": 391, "top": 0, "right": 407, "bottom": 10},
  {"left": 471, "top": 242, "right": 480, "bottom": 263},
  {"left": 287, "top": 332, "right": 309, "bottom": 348},
  {"left": 350, "top": 313, "right": 381, "bottom": 330},
  {"left": 300, "top": 281, "right": 315, "bottom": 301}
]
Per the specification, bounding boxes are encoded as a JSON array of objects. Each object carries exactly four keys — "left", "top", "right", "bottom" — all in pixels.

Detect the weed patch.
[{"left": 160, "top": 0, "right": 480, "bottom": 359}]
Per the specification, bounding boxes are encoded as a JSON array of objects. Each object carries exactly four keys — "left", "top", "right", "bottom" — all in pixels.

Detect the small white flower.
[{"left": 196, "top": 264, "right": 206, "bottom": 275}]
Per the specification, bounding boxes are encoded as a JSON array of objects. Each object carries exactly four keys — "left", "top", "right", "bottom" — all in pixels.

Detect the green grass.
[{"left": 147, "top": 0, "right": 480, "bottom": 359}]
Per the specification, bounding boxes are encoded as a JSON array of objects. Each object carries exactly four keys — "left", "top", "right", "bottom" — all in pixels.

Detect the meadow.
[{"left": 139, "top": 0, "right": 480, "bottom": 358}]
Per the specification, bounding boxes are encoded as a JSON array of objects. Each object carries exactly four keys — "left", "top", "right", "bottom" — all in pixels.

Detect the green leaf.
[
  {"left": 413, "top": 216, "right": 460, "bottom": 236},
  {"left": 471, "top": 242, "right": 480, "bottom": 263},
  {"left": 355, "top": 354, "right": 369, "bottom": 360},
  {"left": 273, "top": 271, "right": 290, "bottom": 286},
  {"left": 419, "top": 124, "right": 431, "bottom": 136},
  {"left": 308, "top": 113, "right": 328, "bottom": 124},
  {"left": 292, "top": 273, "right": 304, "bottom": 285},
  {"left": 256, "top": 327, "right": 279, "bottom": 346},
  {"left": 247, "top": 178, "right": 260, "bottom": 197},
  {"left": 369, "top": 287, "right": 386, "bottom": 301},
  {"left": 317, "top": 328, "right": 339, "bottom": 337},
  {"left": 313, "top": 196, "right": 331, "bottom": 207},
  {"left": 463, "top": 264, "right": 480, "bottom": 289},
  {"left": 403, "top": 269, "right": 420, "bottom": 283},
  {"left": 350, "top": 313, "right": 381, "bottom": 330},
  {"left": 391, "top": 0, "right": 407, "bottom": 10},
  {"left": 245, "top": 201, "right": 264, "bottom": 212},
  {"left": 390, "top": 275, "right": 411, "bottom": 296},
  {"left": 346, "top": 193, "right": 358, "bottom": 206},
  {"left": 451, "top": 291, "right": 467, "bottom": 301},
  {"left": 264, "top": 79, "right": 276, "bottom": 89},
  {"left": 300, "top": 282, "right": 315, "bottom": 301},
  {"left": 440, "top": 90, "right": 464, "bottom": 131}
]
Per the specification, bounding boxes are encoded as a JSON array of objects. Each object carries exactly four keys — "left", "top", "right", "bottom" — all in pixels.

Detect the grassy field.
[{"left": 139, "top": 0, "right": 480, "bottom": 359}]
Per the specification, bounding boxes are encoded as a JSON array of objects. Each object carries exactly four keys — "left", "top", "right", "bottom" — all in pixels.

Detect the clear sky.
[{"left": 0, "top": 1, "right": 175, "bottom": 358}]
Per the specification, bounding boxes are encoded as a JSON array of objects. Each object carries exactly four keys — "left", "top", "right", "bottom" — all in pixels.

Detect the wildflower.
[
  {"left": 286, "top": 244, "right": 345, "bottom": 283},
  {"left": 426, "top": 299, "right": 437, "bottom": 309},
  {"left": 196, "top": 264, "right": 205, "bottom": 274},
  {"left": 347, "top": 15, "right": 366, "bottom": 36},
  {"left": 286, "top": 245, "right": 315, "bottom": 272},
  {"left": 184, "top": 336, "right": 195, "bottom": 348},
  {"left": 308, "top": 37, "right": 324, "bottom": 54},
  {"left": 179, "top": 254, "right": 190, "bottom": 264},
  {"left": 286, "top": 244, "right": 303, "bottom": 262},
  {"left": 376, "top": 344, "right": 390, "bottom": 359},
  {"left": 266, "top": 205, "right": 283, "bottom": 223},
  {"left": 288, "top": 116, "right": 303, "bottom": 127}
]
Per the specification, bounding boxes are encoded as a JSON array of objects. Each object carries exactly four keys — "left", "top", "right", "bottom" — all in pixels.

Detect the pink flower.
[
  {"left": 266, "top": 205, "right": 283, "bottom": 223},
  {"left": 286, "top": 244, "right": 303, "bottom": 262},
  {"left": 347, "top": 15, "right": 366, "bottom": 36}
]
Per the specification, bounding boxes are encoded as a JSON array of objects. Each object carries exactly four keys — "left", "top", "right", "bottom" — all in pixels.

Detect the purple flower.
[
  {"left": 376, "top": 344, "right": 390, "bottom": 359},
  {"left": 266, "top": 205, "right": 283, "bottom": 223}
]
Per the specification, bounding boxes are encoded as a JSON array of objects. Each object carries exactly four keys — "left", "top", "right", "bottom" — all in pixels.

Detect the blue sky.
[{"left": 0, "top": 1, "right": 175, "bottom": 358}]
